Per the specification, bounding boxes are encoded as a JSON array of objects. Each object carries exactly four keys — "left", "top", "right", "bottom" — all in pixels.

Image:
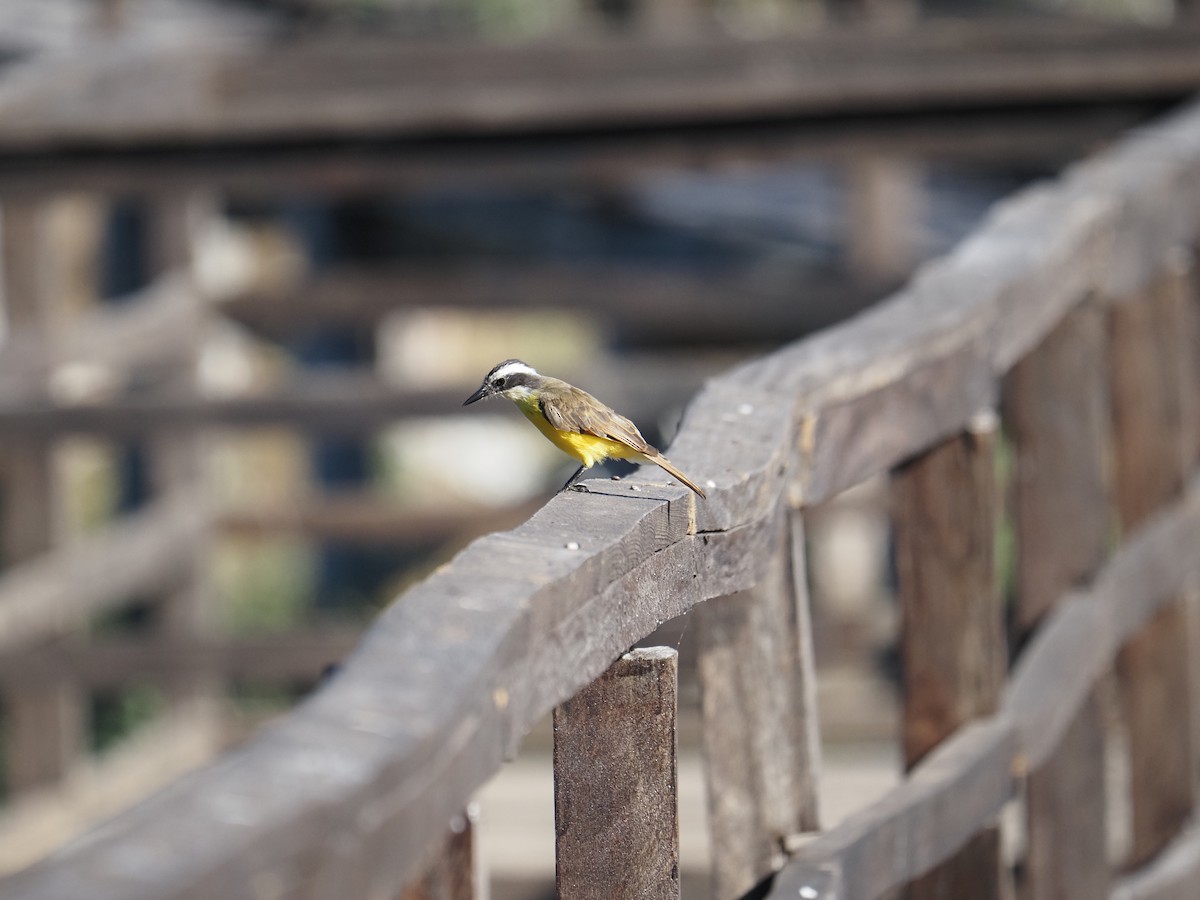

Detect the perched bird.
[{"left": 463, "top": 359, "right": 706, "bottom": 498}]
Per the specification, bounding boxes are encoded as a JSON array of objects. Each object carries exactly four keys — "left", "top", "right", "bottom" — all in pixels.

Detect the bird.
[{"left": 463, "top": 359, "right": 706, "bottom": 498}]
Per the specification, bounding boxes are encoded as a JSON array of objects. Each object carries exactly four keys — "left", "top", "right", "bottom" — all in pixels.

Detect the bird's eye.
[{"left": 495, "top": 377, "right": 507, "bottom": 388}]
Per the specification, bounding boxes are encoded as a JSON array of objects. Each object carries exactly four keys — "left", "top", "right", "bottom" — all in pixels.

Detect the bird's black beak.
[{"left": 463, "top": 384, "right": 490, "bottom": 406}]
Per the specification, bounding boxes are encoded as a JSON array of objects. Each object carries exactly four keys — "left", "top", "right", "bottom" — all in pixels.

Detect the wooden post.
[
  {"left": 397, "top": 806, "right": 477, "bottom": 900},
  {"left": 892, "top": 414, "right": 1006, "bottom": 899},
  {"left": 553, "top": 647, "right": 680, "bottom": 900},
  {"left": 145, "top": 194, "right": 220, "bottom": 741},
  {"left": 697, "top": 507, "right": 821, "bottom": 900},
  {"left": 1109, "top": 261, "right": 1196, "bottom": 867},
  {"left": 1003, "top": 304, "right": 1111, "bottom": 900},
  {"left": 846, "top": 155, "right": 922, "bottom": 283},
  {"left": 0, "top": 199, "right": 85, "bottom": 794}
]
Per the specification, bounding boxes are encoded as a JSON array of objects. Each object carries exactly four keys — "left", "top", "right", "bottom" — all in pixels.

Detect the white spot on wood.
[
  {"left": 799, "top": 887, "right": 819, "bottom": 899},
  {"left": 565, "top": 541, "right": 580, "bottom": 550},
  {"left": 738, "top": 403, "right": 754, "bottom": 415}
]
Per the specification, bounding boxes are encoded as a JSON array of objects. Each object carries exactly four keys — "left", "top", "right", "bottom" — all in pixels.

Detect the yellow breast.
[{"left": 515, "top": 398, "right": 641, "bottom": 468}]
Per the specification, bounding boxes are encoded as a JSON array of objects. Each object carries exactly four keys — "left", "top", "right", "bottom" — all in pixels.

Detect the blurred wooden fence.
[{"left": 1, "top": 13, "right": 1200, "bottom": 900}]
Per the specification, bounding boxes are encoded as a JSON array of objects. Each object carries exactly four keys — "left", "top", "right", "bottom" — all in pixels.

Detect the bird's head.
[{"left": 463, "top": 359, "right": 541, "bottom": 406}]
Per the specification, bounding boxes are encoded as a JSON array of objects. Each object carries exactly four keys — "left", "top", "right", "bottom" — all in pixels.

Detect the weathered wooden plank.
[
  {"left": 1002, "top": 303, "right": 1112, "bottom": 900},
  {"left": 697, "top": 507, "right": 820, "bottom": 899},
  {"left": 892, "top": 418, "right": 1003, "bottom": 767},
  {"left": 798, "top": 340, "right": 994, "bottom": 506},
  {"left": 891, "top": 416, "right": 1005, "bottom": 900},
  {"left": 0, "top": 492, "right": 205, "bottom": 652},
  {"left": 553, "top": 647, "right": 679, "bottom": 900},
  {"left": 1003, "top": 493, "right": 1200, "bottom": 768},
  {"left": 1109, "top": 263, "right": 1196, "bottom": 867},
  {"left": 0, "top": 106, "right": 1141, "bottom": 200},
  {"left": 142, "top": 193, "right": 223, "bottom": 752},
  {"left": 1024, "top": 690, "right": 1108, "bottom": 900},
  {"left": 1003, "top": 304, "right": 1110, "bottom": 632},
  {"left": 223, "top": 265, "right": 881, "bottom": 347},
  {"left": 769, "top": 719, "right": 1018, "bottom": 900},
  {"left": 0, "top": 629, "right": 359, "bottom": 691},
  {"left": 0, "top": 198, "right": 85, "bottom": 796},
  {"left": 846, "top": 155, "right": 921, "bottom": 282},
  {"left": 3, "top": 23, "right": 1200, "bottom": 151},
  {"left": 1111, "top": 816, "right": 1200, "bottom": 900},
  {"left": 0, "top": 710, "right": 233, "bottom": 878},
  {"left": 52, "top": 275, "right": 201, "bottom": 382},
  {"left": 219, "top": 495, "right": 542, "bottom": 544},
  {"left": 396, "top": 808, "right": 476, "bottom": 900},
  {"left": 768, "top": 488, "right": 1200, "bottom": 900}
]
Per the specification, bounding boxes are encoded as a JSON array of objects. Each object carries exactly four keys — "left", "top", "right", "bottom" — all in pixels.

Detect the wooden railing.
[{"left": 1, "top": 83, "right": 1197, "bottom": 899}]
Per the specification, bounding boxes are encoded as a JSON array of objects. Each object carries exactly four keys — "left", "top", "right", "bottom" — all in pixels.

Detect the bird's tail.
[{"left": 647, "top": 453, "right": 707, "bottom": 499}]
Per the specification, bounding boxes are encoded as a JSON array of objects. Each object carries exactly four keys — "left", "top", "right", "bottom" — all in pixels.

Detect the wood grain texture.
[
  {"left": 768, "top": 491, "right": 1200, "bottom": 900},
  {"left": 554, "top": 648, "right": 679, "bottom": 900},
  {"left": 1003, "top": 304, "right": 1112, "bottom": 900},
  {"left": 697, "top": 507, "right": 821, "bottom": 900},
  {"left": 1003, "top": 304, "right": 1111, "bottom": 632},
  {"left": 1110, "top": 265, "right": 1196, "bottom": 867},
  {"left": 892, "top": 421, "right": 1006, "bottom": 900},
  {"left": 770, "top": 720, "right": 1017, "bottom": 900},
  {"left": 893, "top": 423, "right": 1003, "bottom": 768}
]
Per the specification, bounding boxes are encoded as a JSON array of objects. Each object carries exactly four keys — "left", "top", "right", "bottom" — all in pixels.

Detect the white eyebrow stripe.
[{"left": 491, "top": 362, "right": 538, "bottom": 380}]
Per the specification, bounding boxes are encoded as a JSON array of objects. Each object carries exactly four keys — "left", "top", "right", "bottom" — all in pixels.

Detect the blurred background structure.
[{"left": 0, "top": 0, "right": 1199, "bottom": 897}]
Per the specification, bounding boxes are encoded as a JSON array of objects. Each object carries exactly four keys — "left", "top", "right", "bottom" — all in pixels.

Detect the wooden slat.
[
  {"left": 219, "top": 495, "right": 542, "bottom": 544},
  {"left": 553, "top": 648, "right": 679, "bottom": 900},
  {"left": 395, "top": 808, "right": 476, "bottom": 900},
  {"left": 1111, "top": 816, "right": 1200, "bottom": 900},
  {"left": 697, "top": 506, "right": 820, "bottom": 899},
  {"left": 770, "top": 719, "right": 1018, "bottom": 900},
  {"left": 1110, "top": 262, "right": 1196, "bottom": 867},
  {"left": 222, "top": 265, "right": 883, "bottom": 347},
  {"left": 1025, "top": 691, "right": 1108, "bottom": 900},
  {"left": 0, "top": 492, "right": 205, "bottom": 651},
  {"left": 1003, "top": 304, "right": 1110, "bottom": 633},
  {"left": 2, "top": 22, "right": 1200, "bottom": 152},
  {"left": 0, "top": 106, "right": 1143, "bottom": 200},
  {"left": 1002, "top": 304, "right": 1112, "bottom": 900},
  {"left": 0, "top": 711, "right": 234, "bottom": 877},
  {"left": 891, "top": 415, "right": 1006, "bottom": 900},
  {"left": 845, "top": 155, "right": 921, "bottom": 281},
  {"left": 0, "top": 198, "right": 85, "bottom": 796},
  {"left": 0, "top": 361, "right": 715, "bottom": 438},
  {"left": 7, "top": 85, "right": 1200, "bottom": 900},
  {"left": 142, "top": 192, "right": 223, "bottom": 755},
  {"left": 53, "top": 275, "right": 201, "bottom": 380},
  {"left": 0, "top": 629, "right": 359, "bottom": 691},
  {"left": 1004, "top": 493, "right": 1200, "bottom": 769},
  {"left": 767, "top": 489, "right": 1200, "bottom": 900}
]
